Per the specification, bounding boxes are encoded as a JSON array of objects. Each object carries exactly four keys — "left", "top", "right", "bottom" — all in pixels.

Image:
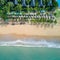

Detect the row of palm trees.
[{"left": 6, "top": 12, "right": 57, "bottom": 25}]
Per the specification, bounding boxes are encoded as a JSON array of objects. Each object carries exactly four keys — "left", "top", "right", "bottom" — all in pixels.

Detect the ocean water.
[
  {"left": 0, "top": 36, "right": 60, "bottom": 60},
  {"left": 0, "top": 47, "right": 60, "bottom": 60}
]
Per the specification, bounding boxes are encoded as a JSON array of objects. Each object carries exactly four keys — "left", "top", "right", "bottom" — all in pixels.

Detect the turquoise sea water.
[
  {"left": 0, "top": 35, "right": 60, "bottom": 60},
  {"left": 0, "top": 47, "right": 60, "bottom": 60}
]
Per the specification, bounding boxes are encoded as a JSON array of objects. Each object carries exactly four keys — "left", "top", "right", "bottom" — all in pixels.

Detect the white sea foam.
[{"left": 0, "top": 39, "right": 60, "bottom": 48}]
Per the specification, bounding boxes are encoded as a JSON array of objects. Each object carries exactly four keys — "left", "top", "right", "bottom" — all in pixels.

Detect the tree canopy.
[
  {"left": 0, "top": 0, "right": 58, "bottom": 19},
  {"left": 0, "top": 0, "right": 58, "bottom": 12}
]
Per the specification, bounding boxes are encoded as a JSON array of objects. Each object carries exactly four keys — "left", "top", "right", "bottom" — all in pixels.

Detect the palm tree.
[
  {"left": 0, "top": 0, "right": 7, "bottom": 6},
  {"left": 16, "top": 0, "right": 22, "bottom": 12},
  {"left": 0, "top": 6, "right": 8, "bottom": 23},
  {"left": 0, "top": 10, "right": 3, "bottom": 23},
  {"left": 17, "top": 0, "right": 21, "bottom": 3},
  {"left": 15, "top": 0, "right": 22, "bottom": 22},
  {"left": 52, "top": 0, "right": 58, "bottom": 9},
  {"left": 15, "top": 4, "right": 22, "bottom": 12},
  {"left": 0, "top": 0, "right": 8, "bottom": 23},
  {"left": 35, "top": 0, "right": 39, "bottom": 12},
  {"left": 0, "top": 0, "right": 7, "bottom": 13},
  {"left": 26, "top": 0, "right": 31, "bottom": 13},
  {"left": 6, "top": 2, "right": 14, "bottom": 13}
]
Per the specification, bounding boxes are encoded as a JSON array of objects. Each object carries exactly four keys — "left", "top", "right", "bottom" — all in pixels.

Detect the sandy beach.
[{"left": 0, "top": 23, "right": 60, "bottom": 38}]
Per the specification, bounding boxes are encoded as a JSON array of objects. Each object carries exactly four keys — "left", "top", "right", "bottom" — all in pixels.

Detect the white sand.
[{"left": 0, "top": 24, "right": 60, "bottom": 37}]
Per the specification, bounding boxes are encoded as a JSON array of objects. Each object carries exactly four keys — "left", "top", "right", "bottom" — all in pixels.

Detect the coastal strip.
[{"left": 0, "top": 24, "right": 60, "bottom": 38}]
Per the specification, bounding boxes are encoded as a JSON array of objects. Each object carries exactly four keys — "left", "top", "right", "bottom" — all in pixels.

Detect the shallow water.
[
  {"left": 0, "top": 35, "right": 60, "bottom": 60},
  {"left": 0, "top": 47, "right": 60, "bottom": 60},
  {"left": 0, "top": 36, "right": 60, "bottom": 48}
]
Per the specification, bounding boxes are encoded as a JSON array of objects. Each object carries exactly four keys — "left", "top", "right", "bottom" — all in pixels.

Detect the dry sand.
[{"left": 0, "top": 24, "right": 60, "bottom": 38}]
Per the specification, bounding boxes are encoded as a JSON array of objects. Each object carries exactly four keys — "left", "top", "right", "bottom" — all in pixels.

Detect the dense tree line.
[{"left": 0, "top": 0, "right": 58, "bottom": 21}]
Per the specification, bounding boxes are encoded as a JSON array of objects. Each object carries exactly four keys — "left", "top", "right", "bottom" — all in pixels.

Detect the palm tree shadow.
[
  {"left": 40, "top": 23, "right": 44, "bottom": 28},
  {"left": 50, "top": 24, "right": 54, "bottom": 28}
]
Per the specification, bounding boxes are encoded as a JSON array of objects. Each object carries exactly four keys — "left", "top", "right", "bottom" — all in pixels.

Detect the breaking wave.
[{"left": 0, "top": 39, "right": 60, "bottom": 48}]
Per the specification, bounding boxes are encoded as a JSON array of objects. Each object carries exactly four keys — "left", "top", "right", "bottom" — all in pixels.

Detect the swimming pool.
[{"left": 56, "top": 0, "right": 60, "bottom": 8}]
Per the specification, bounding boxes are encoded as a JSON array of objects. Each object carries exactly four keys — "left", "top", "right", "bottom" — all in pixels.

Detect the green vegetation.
[
  {"left": 0, "top": 0, "right": 58, "bottom": 13},
  {"left": 30, "top": 18, "right": 56, "bottom": 25},
  {"left": 54, "top": 9, "right": 60, "bottom": 18},
  {"left": 0, "top": 0, "right": 58, "bottom": 25}
]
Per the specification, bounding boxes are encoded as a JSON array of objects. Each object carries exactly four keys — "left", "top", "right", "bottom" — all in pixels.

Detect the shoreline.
[{"left": 0, "top": 34, "right": 60, "bottom": 38}]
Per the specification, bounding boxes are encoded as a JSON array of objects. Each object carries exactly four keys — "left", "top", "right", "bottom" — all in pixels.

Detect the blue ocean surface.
[
  {"left": 0, "top": 36, "right": 60, "bottom": 60},
  {"left": 0, "top": 47, "right": 60, "bottom": 60}
]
